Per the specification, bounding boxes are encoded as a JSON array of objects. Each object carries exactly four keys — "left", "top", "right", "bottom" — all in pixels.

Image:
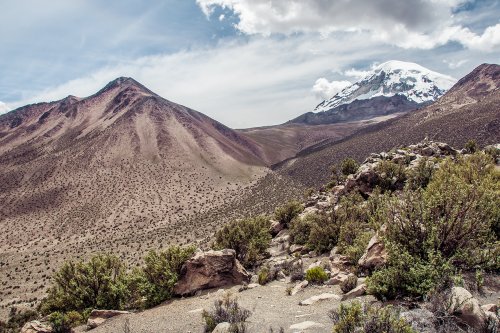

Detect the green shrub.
[
  {"left": 375, "top": 160, "right": 407, "bottom": 191},
  {"left": 464, "top": 139, "right": 478, "bottom": 153},
  {"left": 289, "top": 216, "right": 313, "bottom": 246},
  {"left": 406, "top": 157, "right": 435, "bottom": 190},
  {"left": 202, "top": 293, "right": 251, "bottom": 333},
  {"left": 213, "top": 216, "right": 271, "bottom": 268},
  {"left": 274, "top": 201, "right": 303, "bottom": 227},
  {"left": 257, "top": 266, "right": 272, "bottom": 285},
  {"left": 306, "top": 213, "right": 338, "bottom": 253},
  {"left": 340, "top": 274, "right": 358, "bottom": 293},
  {"left": 330, "top": 302, "right": 417, "bottom": 333},
  {"left": 139, "top": 245, "right": 196, "bottom": 307},
  {"left": 340, "top": 158, "right": 360, "bottom": 176},
  {"left": 40, "top": 254, "right": 129, "bottom": 315},
  {"left": 339, "top": 231, "right": 373, "bottom": 265},
  {"left": 48, "top": 311, "right": 79, "bottom": 333},
  {"left": 305, "top": 266, "right": 328, "bottom": 284},
  {"left": 366, "top": 244, "right": 454, "bottom": 300}
]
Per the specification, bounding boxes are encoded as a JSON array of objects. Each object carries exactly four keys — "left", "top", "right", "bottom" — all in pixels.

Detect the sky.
[{"left": 0, "top": 0, "right": 499, "bottom": 128}]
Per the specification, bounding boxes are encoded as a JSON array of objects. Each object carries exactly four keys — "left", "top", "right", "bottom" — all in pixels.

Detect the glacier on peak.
[{"left": 314, "top": 60, "right": 457, "bottom": 113}]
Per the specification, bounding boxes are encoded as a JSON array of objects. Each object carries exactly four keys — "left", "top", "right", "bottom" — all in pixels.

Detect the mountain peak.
[
  {"left": 97, "top": 77, "right": 158, "bottom": 96},
  {"left": 314, "top": 60, "right": 457, "bottom": 112}
]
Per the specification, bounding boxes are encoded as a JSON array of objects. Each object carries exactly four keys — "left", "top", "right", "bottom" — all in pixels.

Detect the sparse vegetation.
[
  {"left": 213, "top": 216, "right": 272, "bottom": 267},
  {"left": 202, "top": 293, "right": 251, "bottom": 333},
  {"left": 304, "top": 266, "right": 328, "bottom": 284},
  {"left": 340, "top": 158, "right": 360, "bottom": 176},
  {"left": 368, "top": 152, "right": 500, "bottom": 299},
  {"left": 330, "top": 302, "right": 417, "bottom": 333},
  {"left": 0, "top": 308, "right": 38, "bottom": 333},
  {"left": 274, "top": 200, "right": 303, "bottom": 227}
]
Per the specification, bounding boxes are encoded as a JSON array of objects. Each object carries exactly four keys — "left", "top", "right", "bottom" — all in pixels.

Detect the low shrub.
[
  {"left": 406, "top": 157, "right": 435, "bottom": 190},
  {"left": 274, "top": 200, "right": 303, "bottom": 227},
  {"left": 340, "top": 158, "right": 360, "bottom": 176},
  {"left": 138, "top": 245, "right": 196, "bottom": 307},
  {"left": 202, "top": 293, "right": 251, "bottom": 333},
  {"left": 48, "top": 311, "right": 82, "bottom": 333},
  {"left": 289, "top": 216, "right": 313, "bottom": 246},
  {"left": 213, "top": 216, "right": 272, "bottom": 268},
  {"left": 257, "top": 266, "right": 273, "bottom": 285},
  {"left": 40, "top": 254, "right": 129, "bottom": 315},
  {"left": 464, "top": 139, "right": 478, "bottom": 153},
  {"left": 306, "top": 213, "right": 338, "bottom": 254},
  {"left": 305, "top": 266, "right": 328, "bottom": 284},
  {"left": 375, "top": 159, "right": 407, "bottom": 191},
  {"left": 330, "top": 301, "right": 417, "bottom": 333}
]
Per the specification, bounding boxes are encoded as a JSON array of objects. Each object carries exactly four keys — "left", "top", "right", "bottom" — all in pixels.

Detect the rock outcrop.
[
  {"left": 358, "top": 233, "right": 388, "bottom": 270},
  {"left": 174, "top": 249, "right": 251, "bottom": 296},
  {"left": 20, "top": 321, "right": 53, "bottom": 333},
  {"left": 449, "top": 287, "right": 488, "bottom": 331}
]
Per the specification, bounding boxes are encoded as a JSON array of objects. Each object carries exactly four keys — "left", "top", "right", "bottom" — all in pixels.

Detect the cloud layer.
[
  {"left": 0, "top": 102, "right": 11, "bottom": 114},
  {"left": 197, "top": 0, "right": 500, "bottom": 51}
]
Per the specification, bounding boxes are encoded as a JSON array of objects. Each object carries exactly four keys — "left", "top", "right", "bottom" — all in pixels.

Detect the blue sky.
[{"left": 0, "top": 0, "right": 499, "bottom": 127}]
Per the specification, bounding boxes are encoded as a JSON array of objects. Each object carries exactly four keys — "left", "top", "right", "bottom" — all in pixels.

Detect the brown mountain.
[
  {"left": 274, "top": 63, "right": 500, "bottom": 188},
  {"left": 0, "top": 77, "right": 271, "bottom": 313}
]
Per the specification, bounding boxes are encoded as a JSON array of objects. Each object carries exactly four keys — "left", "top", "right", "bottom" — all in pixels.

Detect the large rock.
[
  {"left": 289, "top": 321, "right": 324, "bottom": 331},
  {"left": 341, "top": 283, "right": 367, "bottom": 301},
  {"left": 87, "top": 310, "right": 131, "bottom": 329},
  {"left": 21, "top": 321, "right": 53, "bottom": 333},
  {"left": 174, "top": 249, "right": 251, "bottom": 296},
  {"left": 358, "top": 234, "right": 388, "bottom": 270},
  {"left": 212, "top": 322, "right": 231, "bottom": 333},
  {"left": 299, "top": 293, "right": 340, "bottom": 305},
  {"left": 449, "top": 287, "right": 487, "bottom": 331}
]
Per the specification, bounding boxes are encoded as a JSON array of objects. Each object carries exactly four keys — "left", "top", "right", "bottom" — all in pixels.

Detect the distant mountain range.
[{"left": 289, "top": 60, "right": 457, "bottom": 125}]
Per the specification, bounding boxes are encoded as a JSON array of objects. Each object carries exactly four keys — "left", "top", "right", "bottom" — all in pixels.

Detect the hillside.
[
  {"left": 275, "top": 63, "right": 500, "bottom": 188},
  {"left": 0, "top": 78, "right": 270, "bottom": 314}
]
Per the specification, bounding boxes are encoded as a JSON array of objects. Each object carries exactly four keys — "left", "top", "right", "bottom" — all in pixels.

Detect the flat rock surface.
[{"left": 78, "top": 280, "right": 357, "bottom": 333}]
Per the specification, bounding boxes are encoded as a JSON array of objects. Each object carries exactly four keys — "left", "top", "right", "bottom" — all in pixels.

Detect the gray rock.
[
  {"left": 212, "top": 322, "right": 231, "bottom": 333},
  {"left": 290, "top": 280, "right": 309, "bottom": 295},
  {"left": 449, "top": 287, "right": 487, "bottom": 331},
  {"left": 341, "top": 283, "right": 367, "bottom": 301},
  {"left": 299, "top": 293, "right": 340, "bottom": 306}
]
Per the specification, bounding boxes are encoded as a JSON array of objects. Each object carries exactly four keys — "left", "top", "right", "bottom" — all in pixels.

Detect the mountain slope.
[
  {"left": 0, "top": 78, "right": 269, "bottom": 314},
  {"left": 276, "top": 63, "right": 500, "bottom": 187}
]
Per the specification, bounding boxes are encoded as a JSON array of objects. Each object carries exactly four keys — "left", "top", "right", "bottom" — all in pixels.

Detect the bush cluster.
[
  {"left": 0, "top": 308, "right": 38, "bottom": 333},
  {"left": 368, "top": 153, "right": 500, "bottom": 299},
  {"left": 40, "top": 245, "right": 196, "bottom": 329},
  {"left": 273, "top": 200, "right": 303, "bottom": 227},
  {"left": 289, "top": 193, "right": 375, "bottom": 260},
  {"left": 304, "top": 266, "right": 328, "bottom": 284},
  {"left": 330, "top": 301, "right": 417, "bottom": 333},
  {"left": 213, "top": 216, "right": 271, "bottom": 268}
]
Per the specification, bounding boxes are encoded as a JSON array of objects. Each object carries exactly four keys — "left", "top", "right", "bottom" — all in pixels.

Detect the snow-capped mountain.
[{"left": 314, "top": 60, "right": 457, "bottom": 112}]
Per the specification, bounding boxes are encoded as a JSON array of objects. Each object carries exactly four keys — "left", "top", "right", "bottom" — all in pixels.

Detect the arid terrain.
[{"left": 0, "top": 64, "right": 499, "bottom": 324}]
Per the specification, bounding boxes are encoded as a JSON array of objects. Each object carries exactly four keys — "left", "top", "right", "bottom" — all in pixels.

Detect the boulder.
[
  {"left": 269, "top": 220, "right": 284, "bottom": 237},
  {"left": 212, "top": 322, "right": 231, "bottom": 333},
  {"left": 87, "top": 310, "right": 131, "bottom": 329},
  {"left": 21, "top": 321, "right": 53, "bottom": 333},
  {"left": 341, "top": 283, "right": 367, "bottom": 301},
  {"left": 174, "top": 249, "right": 251, "bottom": 296},
  {"left": 358, "top": 234, "right": 388, "bottom": 270},
  {"left": 299, "top": 293, "right": 340, "bottom": 305},
  {"left": 326, "top": 272, "right": 349, "bottom": 286},
  {"left": 290, "top": 280, "right": 309, "bottom": 295},
  {"left": 449, "top": 287, "right": 487, "bottom": 331},
  {"left": 330, "top": 254, "right": 353, "bottom": 272},
  {"left": 289, "top": 244, "right": 305, "bottom": 254},
  {"left": 400, "top": 309, "right": 437, "bottom": 333}
]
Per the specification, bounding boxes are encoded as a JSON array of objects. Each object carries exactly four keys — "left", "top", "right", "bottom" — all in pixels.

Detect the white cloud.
[
  {"left": 196, "top": 0, "right": 500, "bottom": 51},
  {"left": 0, "top": 101, "right": 11, "bottom": 114},
  {"left": 344, "top": 68, "right": 372, "bottom": 80},
  {"left": 10, "top": 35, "right": 386, "bottom": 128},
  {"left": 312, "top": 78, "right": 351, "bottom": 100},
  {"left": 443, "top": 59, "right": 469, "bottom": 69}
]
